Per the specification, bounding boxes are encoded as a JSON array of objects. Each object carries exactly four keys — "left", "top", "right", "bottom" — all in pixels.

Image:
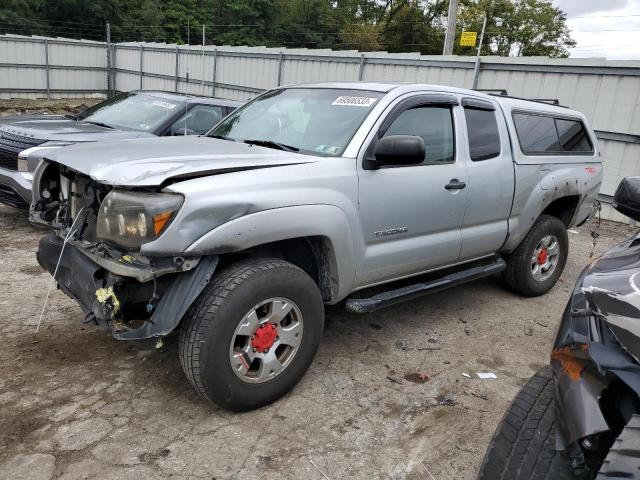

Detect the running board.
[{"left": 345, "top": 258, "right": 506, "bottom": 314}]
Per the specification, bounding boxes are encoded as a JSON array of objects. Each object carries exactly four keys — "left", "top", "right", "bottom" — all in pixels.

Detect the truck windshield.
[
  {"left": 209, "top": 88, "right": 384, "bottom": 156},
  {"left": 77, "top": 93, "right": 185, "bottom": 132}
]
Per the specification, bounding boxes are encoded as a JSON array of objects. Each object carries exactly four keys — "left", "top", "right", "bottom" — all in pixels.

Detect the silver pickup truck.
[{"left": 30, "top": 82, "right": 603, "bottom": 411}]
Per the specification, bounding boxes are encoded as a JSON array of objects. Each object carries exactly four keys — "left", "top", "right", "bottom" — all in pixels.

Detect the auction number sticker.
[
  {"left": 332, "top": 96, "right": 378, "bottom": 107},
  {"left": 152, "top": 101, "right": 177, "bottom": 109}
]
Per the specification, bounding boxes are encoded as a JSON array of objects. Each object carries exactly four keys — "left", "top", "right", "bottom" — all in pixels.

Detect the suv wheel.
[
  {"left": 179, "top": 258, "right": 324, "bottom": 411},
  {"left": 503, "top": 214, "right": 568, "bottom": 297}
]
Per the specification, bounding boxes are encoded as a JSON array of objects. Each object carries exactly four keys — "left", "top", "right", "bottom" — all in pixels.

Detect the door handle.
[{"left": 445, "top": 179, "right": 466, "bottom": 190}]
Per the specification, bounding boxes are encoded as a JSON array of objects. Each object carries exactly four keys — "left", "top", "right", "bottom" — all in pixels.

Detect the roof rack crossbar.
[{"left": 484, "top": 92, "right": 569, "bottom": 109}]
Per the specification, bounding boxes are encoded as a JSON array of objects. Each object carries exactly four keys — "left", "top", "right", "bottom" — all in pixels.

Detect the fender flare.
[{"left": 184, "top": 204, "right": 358, "bottom": 301}]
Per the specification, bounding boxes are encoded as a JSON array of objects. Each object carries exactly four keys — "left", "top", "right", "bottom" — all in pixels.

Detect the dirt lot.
[
  {"left": 0, "top": 201, "right": 634, "bottom": 480},
  {"left": 0, "top": 99, "right": 634, "bottom": 479},
  {"left": 0, "top": 98, "right": 102, "bottom": 116}
]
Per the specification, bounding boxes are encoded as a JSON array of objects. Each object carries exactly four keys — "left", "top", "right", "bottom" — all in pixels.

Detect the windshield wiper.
[
  {"left": 210, "top": 134, "right": 234, "bottom": 141},
  {"left": 243, "top": 139, "right": 299, "bottom": 152},
  {"left": 64, "top": 114, "right": 79, "bottom": 120},
  {"left": 82, "top": 120, "right": 114, "bottom": 129}
]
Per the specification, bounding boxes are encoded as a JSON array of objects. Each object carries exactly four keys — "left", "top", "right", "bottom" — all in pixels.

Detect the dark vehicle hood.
[
  {"left": 579, "top": 231, "right": 640, "bottom": 359},
  {"left": 47, "top": 136, "right": 316, "bottom": 187},
  {"left": 0, "top": 115, "right": 155, "bottom": 142}
]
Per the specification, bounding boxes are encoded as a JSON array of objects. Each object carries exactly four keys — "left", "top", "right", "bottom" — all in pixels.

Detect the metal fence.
[{"left": 1, "top": 34, "right": 640, "bottom": 222}]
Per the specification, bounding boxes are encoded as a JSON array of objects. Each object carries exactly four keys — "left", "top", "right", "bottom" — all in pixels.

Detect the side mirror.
[
  {"left": 173, "top": 127, "right": 197, "bottom": 136},
  {"left": 613, "top": 176, "right": 640, "bottom": 222},
  {"left": 371, "top": 135, "right": 425, "bottom": 168}
]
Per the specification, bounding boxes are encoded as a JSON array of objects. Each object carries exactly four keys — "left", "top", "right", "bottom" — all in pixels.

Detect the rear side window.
[
  {"left": 464, "top": 108, "right": 501, "bottom": 161},
  {"left": 513, "top": 113, "right": 560, "bottom": 154},
  {"left": 513, "top": 112, "right": 593, "bottom": 155},
  {"left": 556, "top": 118, "right": 592, "bottom": 152}
]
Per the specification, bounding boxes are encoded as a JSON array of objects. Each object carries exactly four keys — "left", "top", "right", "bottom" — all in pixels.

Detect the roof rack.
[
  {"left": 473, "top": 88, "right": 568, "bottom": 108},
  {"left": 474, "top": 88, "right": 508, "bottom": 96}
]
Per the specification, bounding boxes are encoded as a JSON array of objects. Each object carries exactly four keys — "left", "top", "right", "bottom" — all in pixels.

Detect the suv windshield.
[
  {"left": 209, "top": 88, "right": 384, "bottom": 156},
  {"left": 77, "top": 93, "right": 185, "bottom": 132}
]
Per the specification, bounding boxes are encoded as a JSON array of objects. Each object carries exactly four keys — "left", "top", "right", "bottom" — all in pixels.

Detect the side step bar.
[{"left": 345, "top": 257, "right": 506, "bottom": 314}]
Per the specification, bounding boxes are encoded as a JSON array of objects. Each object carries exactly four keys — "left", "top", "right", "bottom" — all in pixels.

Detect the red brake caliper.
[
  {"left": 537, "top": 248, "right": 548, "bottom": 265},
  {"left": 251, "top": 323, "right": 278, "bottom": 353}
]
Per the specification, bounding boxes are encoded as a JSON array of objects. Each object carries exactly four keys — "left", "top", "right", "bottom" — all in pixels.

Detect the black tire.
[
  {"left": 477, "top": 366, "right": 576, "bottom": 480},
  {"left": 178, "top": 258, "right": 324, "bottom": 411},
  {"left": 596, "top": 415, "right": 640, "bottom": 479},
  {"left": 503, "top": 214, "right": 568, "bottom": 297}
]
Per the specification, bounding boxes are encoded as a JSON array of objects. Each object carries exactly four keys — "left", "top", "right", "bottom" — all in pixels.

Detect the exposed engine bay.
[{"left": 30, "top": 160, "right": 218, "bottom": 340}]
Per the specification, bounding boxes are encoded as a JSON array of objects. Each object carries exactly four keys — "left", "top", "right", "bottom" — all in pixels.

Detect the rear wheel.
[
  {"left": 503, "top": 215, "right": 568, "bottom": 297},
  {"left": 178, "top": 258, "right": 324, "bottom": 411},
  {"left": 477, "top": 366, "right": 577, "bottom": 480}
]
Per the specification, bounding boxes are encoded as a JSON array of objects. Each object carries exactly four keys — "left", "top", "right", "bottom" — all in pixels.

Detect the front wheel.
[
  {"left": 503, "top": 214, "right": 569, "bottom": 297},
  {"left": 178, "top": 258, "right": 324, "bottom": 411},
  {"left": 477, "top": 366, "right": 578, "bottom": 480}
]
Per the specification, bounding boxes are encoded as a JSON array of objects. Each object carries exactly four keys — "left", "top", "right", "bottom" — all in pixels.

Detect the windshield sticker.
[
  {"left": 332, "top": 96, "right": 378, "bottom": 107},
  {"left": 152, "top": 101, "right": 177, "bottom": 109}
]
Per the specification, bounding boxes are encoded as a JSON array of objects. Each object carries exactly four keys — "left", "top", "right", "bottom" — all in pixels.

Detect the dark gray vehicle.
[
  {"left": 0, "top": 91, "right": 241, "bottom": 207},
  {"left": 478, "top": 177, "right": 640, "bottom": 479}
]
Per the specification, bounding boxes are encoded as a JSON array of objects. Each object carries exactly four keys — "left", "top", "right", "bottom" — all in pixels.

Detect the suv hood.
[
  {"left": 1, "top": 115, "right": 155, "bottom": 142},
  {"left": 47, "top": 136, "right": 316, "bottom": 187},
  {"left": 579, "top": 232, "right": 640, "bottom": 359}
]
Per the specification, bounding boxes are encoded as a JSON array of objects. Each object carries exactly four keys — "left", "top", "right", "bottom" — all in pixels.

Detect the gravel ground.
[
  {"left": 0, "top": 202, "right": 635, "bottom": 480},
  {"left": 0, "top": 98, "right": 633, "bottom": 480},
  {"left": 0, "top": 98, "right": 102, "bottom": 116}
]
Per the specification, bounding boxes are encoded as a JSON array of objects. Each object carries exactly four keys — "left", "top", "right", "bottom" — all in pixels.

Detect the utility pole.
[
  {"left": 442, "top": 0, "right": 459, "bottom": 55},
  {"left": 202, "top": 24, "right": 205, "bottom": 88},
  {"left": 106, "top": 22, "right": 112, "bottom": 97},
  {"left": 472, "top": 16, "right": 487, "bottom": 89}
]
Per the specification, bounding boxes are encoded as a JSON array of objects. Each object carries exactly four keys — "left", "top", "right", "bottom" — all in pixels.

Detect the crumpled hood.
[
  {"left": 580, "top": 231, "right": 640, "bottom": 359},
  {"left": 0, "top": 115, "right": 154, "bottom": 142},
  {"left": 47, "top": 136, "right": 316, "bottom": 187}
]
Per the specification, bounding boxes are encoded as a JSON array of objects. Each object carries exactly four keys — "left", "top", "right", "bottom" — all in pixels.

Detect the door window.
[
  {"left": 464, "top": 107, "right": 501, "bottom": 161},
  {"left": 382, "top": 106, "right": 455, "bottom": 164},
  {"left": 169, "top": 105, "right": 224, "bottom": 135}
]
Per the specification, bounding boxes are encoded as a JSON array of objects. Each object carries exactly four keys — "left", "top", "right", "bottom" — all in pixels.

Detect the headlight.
[{"left": 97, "top": 190, "right": 183, "bottom": 249}]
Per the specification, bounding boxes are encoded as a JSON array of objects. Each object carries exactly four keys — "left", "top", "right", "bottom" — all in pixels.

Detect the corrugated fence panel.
[{"left": 2, "top": 34, "right": 640, "bottom": 222}]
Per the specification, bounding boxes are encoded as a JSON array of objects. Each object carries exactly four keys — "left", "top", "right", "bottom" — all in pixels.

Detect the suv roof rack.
[{"left": 473, "top": 89, "right": 568, "bottom": 108}]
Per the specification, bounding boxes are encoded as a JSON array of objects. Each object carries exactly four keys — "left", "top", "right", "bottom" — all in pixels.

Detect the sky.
[{"left": 552, "top": 0, "right": 640, "bottom": 60}]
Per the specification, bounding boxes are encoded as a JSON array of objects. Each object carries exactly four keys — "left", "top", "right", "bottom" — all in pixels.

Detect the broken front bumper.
[
  {"left": 551, "top": 273, "right": 640, "bottom": 451},
  {"left": 37, "top": 233, "right": 217, "bottom": 340}
]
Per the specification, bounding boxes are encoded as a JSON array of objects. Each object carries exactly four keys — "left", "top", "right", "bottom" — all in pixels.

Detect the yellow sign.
[{"left": 460, "top": 31, "right": 478, "bottom": 47}]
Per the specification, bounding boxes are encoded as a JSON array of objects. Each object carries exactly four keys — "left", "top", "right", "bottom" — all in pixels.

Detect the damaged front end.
[
  {"left": 30, "top": 160, "right": 217, "bottom": 340},
  {"left": 552, "top": 232, "right": 640, "bottom": 466}
]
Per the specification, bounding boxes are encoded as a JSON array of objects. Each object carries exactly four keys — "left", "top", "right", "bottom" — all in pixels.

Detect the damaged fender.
[
  {"left": 552, "top": 232, "right": 640, "bottom": 449},
  {"left": 37, "top": 232, "right": 218, "bottom": 341},
  {"left": 114, "top": 256, "right": 218, "bottom": 340}
]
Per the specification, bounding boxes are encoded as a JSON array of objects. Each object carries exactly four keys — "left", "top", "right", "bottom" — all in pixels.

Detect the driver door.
[{"left": 356, "top": 94, "right": 468, "bottom": 287}]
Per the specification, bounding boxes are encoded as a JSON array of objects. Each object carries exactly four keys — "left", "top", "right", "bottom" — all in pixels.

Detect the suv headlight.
[{"left": 97, "top": 190, "right": 183, "bottom": 249}]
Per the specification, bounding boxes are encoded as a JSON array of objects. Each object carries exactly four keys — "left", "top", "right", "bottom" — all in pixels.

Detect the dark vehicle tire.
[
  {"left": 477, "top": 366, "right": 576, "bottom": 480},
  {"left": 596, "top": 415, "right": 640, "bottom": 479},
  {"left": 178, "top": 258, "right": 324, "bottom": 411},
  {"left": 503, "top": 214, "right": 568, "bottom": 297}
]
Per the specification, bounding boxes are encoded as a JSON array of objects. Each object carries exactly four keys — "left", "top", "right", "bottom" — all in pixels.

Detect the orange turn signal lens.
[
  {"left": 153, "top": 211, "right": 174, "bottom": 235},
  {"left": 551, "top": 344, "right": 589, "bottom": 381}
]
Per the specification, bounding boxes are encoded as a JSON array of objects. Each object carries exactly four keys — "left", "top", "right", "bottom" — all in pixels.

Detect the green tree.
[{"left": 457, "top": 0, "right": 576, "bottom": 58}]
